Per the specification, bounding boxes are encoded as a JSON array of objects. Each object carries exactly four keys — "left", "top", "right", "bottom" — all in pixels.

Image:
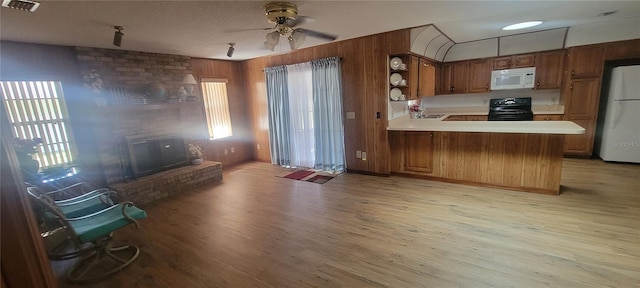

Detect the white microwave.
[{"left": 490, "top": 67, "right": 536, "bottom": 90}]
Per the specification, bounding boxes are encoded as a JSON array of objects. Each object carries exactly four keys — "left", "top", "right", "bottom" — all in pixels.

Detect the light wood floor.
[{"left": 54, "top": 158, "right": 640, "bottom": 287}]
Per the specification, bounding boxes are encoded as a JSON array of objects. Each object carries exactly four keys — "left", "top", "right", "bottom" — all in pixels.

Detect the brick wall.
[
  {"left": 74, "top": 47, "right": 206, "bottom": 184},
  {"left": 75, "top": 47, "right": 194, "bottom": 101},
  {"left": 109, "top": 161, "right": 222, "bottom": 205}
]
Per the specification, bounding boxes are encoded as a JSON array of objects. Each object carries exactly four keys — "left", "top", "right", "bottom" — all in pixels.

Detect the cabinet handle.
[
  {"left": 571, "top": 71, "right": 575, "bottom": 75},
  {"left": 536, "top": 82, "right": 540, "bottom": 87},
  {"left": 570, "top": 85, "right": 573, "bottom": 90}
]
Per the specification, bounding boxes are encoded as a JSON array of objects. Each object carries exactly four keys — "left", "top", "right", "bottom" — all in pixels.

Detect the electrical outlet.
[
  {"left": 257, "top": 144, "right": 260, "bottom": 150},
  {"left": 224, "top": 149, "right": 228, "bottom": 155},
  {"left": 362, "top": 151, "right": 367, "bottom": 161},
  {"left": 356, "top": 150, "right": 362, "bottom": 158},
  {"left": 231, "top": 147, "right": 235, "bottom": 153}
]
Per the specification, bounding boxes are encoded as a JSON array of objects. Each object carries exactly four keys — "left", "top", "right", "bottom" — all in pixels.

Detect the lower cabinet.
[
  {"left": 533, "top": 114, "right": 563, "bottom": 121},
  {"left": 405, "top": 132, "right": 433, "bottom": 173},
  {"left": 443, "top": 115, "right": 488, "bottom": 121}
]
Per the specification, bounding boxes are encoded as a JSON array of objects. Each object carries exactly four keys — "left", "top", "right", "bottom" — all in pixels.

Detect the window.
[
  {"left": 1, "top": 81, "right": 76, "bottom": 169},
  {"left": 201, "top": 79, "right": 232, "bottom": 140}
]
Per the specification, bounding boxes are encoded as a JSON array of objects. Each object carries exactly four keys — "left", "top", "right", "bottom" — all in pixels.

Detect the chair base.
[{"left": 67, "top": 243, "right": 140, "bottom": 284}]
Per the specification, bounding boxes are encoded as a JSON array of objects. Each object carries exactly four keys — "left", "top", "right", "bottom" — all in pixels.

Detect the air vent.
[{"left": 1, "top": 0, "right": 40, "bottom": 12}]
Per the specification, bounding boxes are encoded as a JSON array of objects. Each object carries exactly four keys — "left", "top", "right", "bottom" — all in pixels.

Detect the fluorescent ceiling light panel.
[{"left": 502, "top": 21, "right": 543, "bottom": 31}]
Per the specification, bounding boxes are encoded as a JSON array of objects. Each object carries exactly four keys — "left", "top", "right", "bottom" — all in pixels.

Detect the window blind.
[{"left": 1, "top": 81, "right": 76, "bottom": 168}]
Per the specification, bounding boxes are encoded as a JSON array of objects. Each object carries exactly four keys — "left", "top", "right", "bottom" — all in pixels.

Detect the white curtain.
[{"left": 286, "top": 62, "right": 315, "bottom": 168}]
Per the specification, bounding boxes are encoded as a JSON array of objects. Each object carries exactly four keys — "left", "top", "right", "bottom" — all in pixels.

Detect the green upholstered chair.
[{"left": 31, "top": 194, "right": 146, "bottom": 283}]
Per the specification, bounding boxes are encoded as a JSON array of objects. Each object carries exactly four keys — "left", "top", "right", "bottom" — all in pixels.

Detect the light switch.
[
  {"left": 356, "top": 150, "right": 362, "bottom": 158},
  {"left": 362, "top": 151, "right": 367, "bottom": 161},
  {"left": 346, "top": 112, "right": 356, "bottom": 119}
]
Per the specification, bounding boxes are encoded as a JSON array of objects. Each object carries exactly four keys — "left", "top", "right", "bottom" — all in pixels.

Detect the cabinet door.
[
  {"left": 418, "top": 59, "right": 436, "bottom": 97},
  {"left": 451, "top": 61, "right": 468, "bottom": 94},
  {"left": 564, "top": 78, "right": 601, "bottom": 118},
  {"left": 440, "top": 63, "right": 453, "bottom": 94},
  {"left": 467, "top": 59, "right": 491, "bottom": 93},
  {"left": 514, "top": 54, "right": 535, "bottom": 68},
  {"left": 408, "top": 56, "right": 420, "bottom": 100},
  {"left": 405, "top": 132, "right": 433, "bottom": 173},
  {"left": 567, "top": 45, "right": 605, "bottom": 79},
  {"left": 606, "top": 39, "right": 640, "bottom": 60},
  {"left": 535, "top": 50, "right": 564, "bottom": 89},
  {"left": 493, "top": 56, "right": 512, "bottom": 70},
  {"left": 564, "top": 117, "right": 595, "bottom": 156}
]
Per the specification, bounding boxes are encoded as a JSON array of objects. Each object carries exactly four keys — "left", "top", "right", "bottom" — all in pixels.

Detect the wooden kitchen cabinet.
[
  {"left": 564, "top": 117, "right": 595, "bottom": 155},
  {"left": 564, "top": 78, "right": 601, "bottom": 118},
  {"left": 605, "top": 39, "right": 640, "bottom": 60},
  {"left": 443, "top": 115, "right": 487, "bottom": 121},
  {"left": 417, "top": 58, "right": 436, "bottom": 97},
  {"left": 467, "top": 59, "right": 491, "bottom": 93},
  {"left": 535, "top": 50, "right": 564, "bottom": 89},
  {"left": 405, "top": 132, "right": 433, "bottom": 173},
  {"left": 440, "top": 61, "right": 468, "bottom": 94},
  {"left": 533, "top": 114, "right": 563, "bottom": 121},
  {"left": 493, "top": 53, "right": 535, "bottom": 69},
  {"left": 566, "top": 45, "right": 605, "bottom": 79}
]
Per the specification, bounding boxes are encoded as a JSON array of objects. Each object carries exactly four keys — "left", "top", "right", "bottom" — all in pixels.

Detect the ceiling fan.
[{"left": 262, "top": 1, "right": 337, "bottom": 51}]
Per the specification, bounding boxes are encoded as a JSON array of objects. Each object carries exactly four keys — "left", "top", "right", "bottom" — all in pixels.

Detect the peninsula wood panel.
[
  {"left": 241, "top": 29, "right": 410, "bottom": 174},
  {"left": 390, "top": 131, "right": 565, "bottom": 194},
  {"left": 192, "top": 58, "right": 252, "bottom": 167}
]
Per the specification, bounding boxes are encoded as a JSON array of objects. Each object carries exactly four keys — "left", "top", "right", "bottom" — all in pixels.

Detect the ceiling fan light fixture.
[
  {"left": 288, "top": 29, "right": 306, "bottom": 50},
  {"left": 264, "top": 31, "right": 280, "bottom": 51},
  {"left": 502, "top": 21, "right": 543, "bottom": 31}
]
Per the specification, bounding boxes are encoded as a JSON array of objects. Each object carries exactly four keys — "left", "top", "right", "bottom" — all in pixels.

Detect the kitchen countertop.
[{"left": 388, "top": 115, "right": 584, "bottom": 135}]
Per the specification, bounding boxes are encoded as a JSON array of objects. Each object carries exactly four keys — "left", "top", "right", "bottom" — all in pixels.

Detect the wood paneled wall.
[
  {"left": 240, "top": 29, "right": 410, "bottom": 174},
  {"left": 191, "top": 58, "right": 252, "bottom": 167}
]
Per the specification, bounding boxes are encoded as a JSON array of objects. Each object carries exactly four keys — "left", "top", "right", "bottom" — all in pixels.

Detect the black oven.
[{"left": 488, "top": 97, "right": 533, "bottom": 121}]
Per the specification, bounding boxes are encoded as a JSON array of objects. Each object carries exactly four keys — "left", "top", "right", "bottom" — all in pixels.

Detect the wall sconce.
[
  {"left": 113, "top": 26, "right": 124, "bottom": 47},
  {"left": 227, "top": 43, "right": 235, "bottom": 58},
  {"left": 182, "top": 74, "right": 198, "bottom": 101}
]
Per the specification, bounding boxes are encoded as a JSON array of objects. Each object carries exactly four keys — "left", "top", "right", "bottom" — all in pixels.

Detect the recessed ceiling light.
[{"left": 502, "top": 21, "right": 543, "bottom": 31}]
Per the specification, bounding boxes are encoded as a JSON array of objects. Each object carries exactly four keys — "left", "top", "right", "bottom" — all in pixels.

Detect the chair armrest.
[
  {"left": 67, "top": 201, "right": 142, "bottom": 230},
  {"left": 55, "top": 190, "right": 117, "bottom": 207},
  {"left": 54, "top": 188, "right": 111, "bottom": 205}
]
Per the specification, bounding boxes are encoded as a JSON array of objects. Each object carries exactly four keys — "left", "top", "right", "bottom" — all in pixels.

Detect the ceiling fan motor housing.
[{"left": 265, "top": 2, "right": 298, "bottom": 25}]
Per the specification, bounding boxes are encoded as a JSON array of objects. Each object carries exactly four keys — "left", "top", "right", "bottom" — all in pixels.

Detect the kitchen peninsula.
[{"left": 388, "top": 112, "right": 585, "bottom": 195}]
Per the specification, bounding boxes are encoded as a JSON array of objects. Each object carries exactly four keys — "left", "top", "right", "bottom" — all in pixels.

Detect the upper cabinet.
[
  {"left": 493, "top": 53, "right": 535, "bottom": 69},
  {"left": 417, "top": 58, "right": 436, "bottom": 97},
  {"left": 605, "top": 39, "right": 640, "bottom": 60},
  {"left": 389, "top": 54, "right": 436, "bottom": 101},
  {"left": 535, "top": 50, "right": 564, "bottom": 89},
  {"left": 467, "top": 59, "right": 492, "bottom": 93},
  {"left": 566, "top": 45, "right": 605, "bottom": 79},
  {"left": 440, "top": 61, "right": 468, "bottom": 94}
]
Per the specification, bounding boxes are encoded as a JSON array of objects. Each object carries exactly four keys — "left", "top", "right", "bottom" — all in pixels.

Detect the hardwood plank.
[{"left": 52, "top": 158, "right": 640, "bottom": 287}]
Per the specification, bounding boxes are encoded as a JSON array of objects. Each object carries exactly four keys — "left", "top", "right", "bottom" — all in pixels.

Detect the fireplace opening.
[{"left": 125, "top": 132, "right": 187, "bottom": 179}]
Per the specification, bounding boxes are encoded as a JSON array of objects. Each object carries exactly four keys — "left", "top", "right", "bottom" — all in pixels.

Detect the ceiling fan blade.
[
  {"left": 297, "top": 28, "right": 337, "bottom": 41},
  {"left": 224, "top": 27, "right": 273, "bottom": 33},
  {"left": 287, "top": 15, "right": 312, "bottom": 28}
]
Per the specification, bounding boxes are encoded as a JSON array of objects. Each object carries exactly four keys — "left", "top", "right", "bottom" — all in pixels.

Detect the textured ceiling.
[{"left": 1, "top": 1, "right": 638, "bottom": 60}]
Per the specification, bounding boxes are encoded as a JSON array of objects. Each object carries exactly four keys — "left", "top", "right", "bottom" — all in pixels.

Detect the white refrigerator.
[{"left": 596, "top": 65, "right": 640, "bottom": 163}]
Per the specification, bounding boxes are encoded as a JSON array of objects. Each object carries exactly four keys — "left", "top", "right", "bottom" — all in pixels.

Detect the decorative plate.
[
  {"left": 390, "top": 57, "right": 403, "bottom": 70},
  {"left": 390, "top": 73, "right": 402, "bottom": 86},
  {"left": 390, "top": 88, "right": 402, "bottom": 101}
]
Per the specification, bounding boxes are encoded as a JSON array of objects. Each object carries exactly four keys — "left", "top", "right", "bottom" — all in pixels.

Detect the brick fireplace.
[{"left": 75, "top": 47, "right": 219, "bottom": 203}]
